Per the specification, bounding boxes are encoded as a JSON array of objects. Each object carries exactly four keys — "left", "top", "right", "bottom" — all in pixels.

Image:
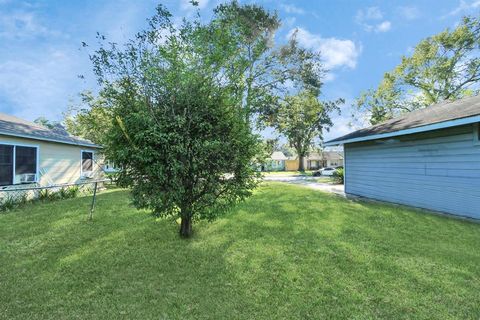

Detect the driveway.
[{"left": 263, "top": 175, "right": 345, "bottom": 196}]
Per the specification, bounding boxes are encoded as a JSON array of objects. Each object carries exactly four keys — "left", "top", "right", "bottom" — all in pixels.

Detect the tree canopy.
[
  {"left": 210, "top": 2, "right": 324, "bottom": 126},
  {"left": 88, "top": 3, "right": 299, "bottom": 237},
  {"left": 271, "top": 91, "right": 342, "bottom": 171},
  {"left": 356, "top": 15, "right": 480, "bottom": 125},
  {"left": 64, "top": 91, "right": 113, "bottom": 146}
]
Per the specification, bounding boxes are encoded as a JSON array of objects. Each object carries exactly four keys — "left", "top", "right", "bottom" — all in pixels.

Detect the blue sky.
[{"left": 0, "top": 0, "right": 479, "bottom": 141}]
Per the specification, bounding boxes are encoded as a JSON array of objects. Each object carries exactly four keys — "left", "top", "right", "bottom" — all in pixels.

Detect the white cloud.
[
  {"left": 0, "top": 49, "right": 85, "bottom": 121},
  {"left": 375, "top": 21, "right": 391, "bottom": 33},
  {"left": 288, "top": 28, "right": 361, "bottom": 70},
  {"left": 323, "top": 106, "right": 355, "bottom": 142},
  {"left": 397, "top": 6, "right": 420, "bottom": 20},
  {"left": 180, "top": 0, "right": 209, "bottom": 11},
  {"left": 283, "top": 16, "right": 297, "bottom": 28},
  {"left": 280, "top": 4, "right": 305, "bottom": 15},
  {"left": 0, "top": 11, "right": 62, "bottom": 39},
  {"left": 355, "top": 6, "right": 383, "bottom": 22},
  {"left": 323, "top": 73, "right": 336, "bottom": 83},
  {"left": 445, "top": 0, "right": 480, "bottom": 17},
  {"left": 355, "top": 6, "right": 391, "bottom": 33}
]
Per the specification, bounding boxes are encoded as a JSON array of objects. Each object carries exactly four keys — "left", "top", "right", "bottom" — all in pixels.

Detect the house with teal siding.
[
  {"left": 326, "top": 95, "right": 480, "bottom": 219},
  {"left": 263, "top": 151, "right": 288, "bottom": 171}
]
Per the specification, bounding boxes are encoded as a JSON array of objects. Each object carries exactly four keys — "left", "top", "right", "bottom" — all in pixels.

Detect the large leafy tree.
[
  {"left": 357, "top": 15, "right": 480, "bottom": 125},
  {"left": 90, "top": 5, "right": 261, "bottom": 237},
  {"left": 64, "top": 90, "right": 113, "bottom": 146},
  {"left": 272, "top": 91, "right": 342, "bottom": 171},
  {"left": 211, "top": 2, "right": 324, "bottom": 125}
]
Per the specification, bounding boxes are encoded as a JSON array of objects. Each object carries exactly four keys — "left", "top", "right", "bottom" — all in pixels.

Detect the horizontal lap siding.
[
  {"left": 0, "top": 135, "right": 104, "bottom": 186},
  {"left": 345, "top": 124, "right": 480, "bottom": 218}
]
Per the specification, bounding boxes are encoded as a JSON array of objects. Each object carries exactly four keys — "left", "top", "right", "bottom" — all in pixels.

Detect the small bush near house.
[
  {"left": 38, "top": 189, "right": 50, "bottom": 201},
  {"left": 333, "top": 168, "right": 344, "bottom": 184},
  {"left": 0, "top": 185, "right": 82, "bottom": 213},
  {"left": 0, "top": 196, "right": 17, "bottom": 212},
  {"left": 59, "top": 186, "right": 79, "bottom": 199}
]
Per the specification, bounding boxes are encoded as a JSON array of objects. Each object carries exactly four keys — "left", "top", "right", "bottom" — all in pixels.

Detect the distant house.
[
  {"left": 321, "top": 151, "right": 344, "bottom": 168},
  {"left": 326, "top": 95, "right": 480, "bottom": 219},
  {"left": 284, "top": 151, "right": 344, "bottom": 171},
  {"left": 262, "top": 151, "right": 288, "bottom": 171},
  {"left": 0, "top": 113, "right": 104, "bottom": 187},
  {"left": 305, "top": 152, "right": 323, "bottom": 170}
]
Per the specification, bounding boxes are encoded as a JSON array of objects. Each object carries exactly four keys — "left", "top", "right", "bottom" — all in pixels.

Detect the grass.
[
  {"left": 313, "top": 176, "right": 336, "bottom": 183},
  {"left": 1, "top": 183, "right": 479, "bottom": 319}
]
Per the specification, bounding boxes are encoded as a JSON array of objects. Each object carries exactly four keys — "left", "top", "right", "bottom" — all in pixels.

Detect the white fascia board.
[{"left": 324, "top": 115, "right": 480, "bottom": 146}]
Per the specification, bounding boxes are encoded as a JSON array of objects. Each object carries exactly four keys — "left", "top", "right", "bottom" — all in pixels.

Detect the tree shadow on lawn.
[
  {"left": 222, "top": 184, "right": 480, "bottom": 317},
  {"left": 1, "top": 186, "right": 480, "bottom": 319}
]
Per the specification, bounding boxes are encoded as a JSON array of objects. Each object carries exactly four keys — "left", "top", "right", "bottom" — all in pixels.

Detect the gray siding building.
[{"left": 326, "top": 96, "right": 480, "bottom": 219}]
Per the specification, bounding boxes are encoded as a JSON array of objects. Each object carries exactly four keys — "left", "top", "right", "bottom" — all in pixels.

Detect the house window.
[
  {"left": 0, "top": 144, "right": 38, "bottom": 186},
  {"left": 81, "top": 151, "right": 93, "bottom": 176},
  {"left": 16, "top": 146, "right": 37, "bottom": 175},
  {"left": 0, "top": 145, "right": 14, "bottom": 186}
]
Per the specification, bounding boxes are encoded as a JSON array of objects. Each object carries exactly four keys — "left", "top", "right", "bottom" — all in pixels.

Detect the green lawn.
[{"left": 1, "top": 183, "right": 479, "bottom": 319}]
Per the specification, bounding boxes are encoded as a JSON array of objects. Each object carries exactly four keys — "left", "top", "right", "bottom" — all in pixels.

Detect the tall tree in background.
[
  {"left": 89, "top": 4, "right": 263, "bottom": 238},
  {"left": 211, "top": 2, "right": 324, "bottom": 125},
  {"left": 71, "top": 1, "right": 324, "bottom": 145},
  {"left": 271, "top": 91, "right": 342, "bottom": 171},
  {"left": 356, "top": 15, "right": 480, "bottom": 125},
  {"left": 64, "top": 91, "right": 113, "bottom": 146},
  {"left": 264, "top": 138, "right": 280, "bottom": 155},
  {"left": 34, "top": 117, "right": 68, "bottom": 135}
]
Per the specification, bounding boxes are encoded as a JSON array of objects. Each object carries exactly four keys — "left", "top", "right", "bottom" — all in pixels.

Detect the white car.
[{"left": 319, "top": 167, "right": 336, "bottom": 176}]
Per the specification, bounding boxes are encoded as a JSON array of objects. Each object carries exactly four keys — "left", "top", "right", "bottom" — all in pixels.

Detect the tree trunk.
[
  {"left": 298, "top": 155, "right": 305, "bottom": 172},
  {"left": 179, "top": 216, "right": 193, "bottom": 238}
]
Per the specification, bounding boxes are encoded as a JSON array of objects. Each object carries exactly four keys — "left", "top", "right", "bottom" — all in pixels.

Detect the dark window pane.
[
  {"left": 0, "top": 145, "right": 13, "bottom": 186},
  {"left": 15, "top": 146, "right": 37, "bottom": 175},
  {"left": 82, "top": 152, "right": 93, "bottom": 172}
]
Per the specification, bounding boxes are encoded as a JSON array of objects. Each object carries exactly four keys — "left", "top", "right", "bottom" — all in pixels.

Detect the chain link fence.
[{"left": 0, "top": 180, "right": 112, "bottom": 214}]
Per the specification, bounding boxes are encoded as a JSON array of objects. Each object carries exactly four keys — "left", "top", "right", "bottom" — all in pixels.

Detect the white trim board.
[
  {"left": 474, "top": 123, "right": 480, "bottom": 146},
  {"left": 0, "top": 130, "right": 101, "bottom": 148},
  {"left": 325, "top": 115, "right": 480, "bottom": 146}
]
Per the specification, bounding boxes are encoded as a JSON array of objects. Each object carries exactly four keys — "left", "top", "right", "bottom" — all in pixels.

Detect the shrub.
[
  {"left": 38, "top": 189, "right": 50, "bottom": 201},
  {"left": 0, "top": 196, "right": 17, "bottom": 212},
  {"left": 333, "top": 168, "right": 344, "bottom": 184},
  {"left": 59, "top": 186, "right": 79, "bottom": 199},
  {"left": 67, "top": 186, "right": 80, "bottom": 198},
  {"left": 18, "top": 193, "right": 29, "bottom": 206}
]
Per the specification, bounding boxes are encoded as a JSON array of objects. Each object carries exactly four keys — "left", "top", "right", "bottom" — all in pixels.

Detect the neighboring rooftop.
[
  {"left": 326, "top": 95, "right": 480, "bottom": 145},
  {"left": 0, "top": 112, "right": 99, "bottom": 148},
  {"left": 322, "top": 151, "right": 344, "bottom": 161},
  {"left": 284, "top": 151, "right": 344, "bottom": 161},
  {"left": 269, "top": 151, "right": 288, "bottom": 161}
]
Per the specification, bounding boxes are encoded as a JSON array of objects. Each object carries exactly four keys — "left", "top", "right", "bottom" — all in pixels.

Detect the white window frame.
[
  {"left": 0, "top": 141, "right": 40, "bottom": 186},
  {"left": 80, "top": 150, "right": 95, "bottom": 178},
  {"left": 474, "top": 123, "right": 480, "bottom": 146}
]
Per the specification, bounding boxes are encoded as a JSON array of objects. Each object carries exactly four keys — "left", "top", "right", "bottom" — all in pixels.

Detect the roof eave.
[
  {"left": 0, "top": 130, "right": 102, "bottom": 148},
  {"left": 325, "top": 114, "right": 480, "bottom": 146}
]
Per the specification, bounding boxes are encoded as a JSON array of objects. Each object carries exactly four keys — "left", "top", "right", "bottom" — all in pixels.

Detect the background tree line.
[{"left": 40, "top": 3, "right": 480, "bottom": 237}]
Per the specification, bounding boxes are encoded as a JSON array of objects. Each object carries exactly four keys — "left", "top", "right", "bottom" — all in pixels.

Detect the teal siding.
[
  {"left": 345, "top": 124, "right": 480, "bottom": 219},
  {"left": 265, "top": 160, "right": 285, "bottom": 171}
]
